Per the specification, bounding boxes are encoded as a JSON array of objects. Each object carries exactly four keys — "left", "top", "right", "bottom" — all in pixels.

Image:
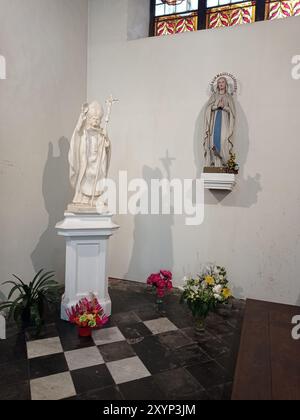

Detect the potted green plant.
[{"left": 0, "top": 269, "right": 60, "bottom": 334}]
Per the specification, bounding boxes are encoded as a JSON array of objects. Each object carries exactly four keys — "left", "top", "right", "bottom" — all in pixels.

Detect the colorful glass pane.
[
  {"left": 206, "top": 1, "right": 256, "bottom": 28},
  {"left": 155, "top": 0, "right": 198, "bottom": 16},
  {"left": 155, "top": 13, "right": 198, "bottom": 35},
  {"left": 265, "top": 0, "right": 300, "bottom": 20}
]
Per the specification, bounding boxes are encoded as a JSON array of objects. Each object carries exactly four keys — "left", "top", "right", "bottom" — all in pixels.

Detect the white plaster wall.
[
  {"left": 0, "top": 0, "right": 88, "bottom": 294},
  {"left": 88, "top": 0, "right": 300, "bottom": 305}
]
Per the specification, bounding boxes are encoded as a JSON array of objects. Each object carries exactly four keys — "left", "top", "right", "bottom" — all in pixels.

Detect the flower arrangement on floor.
[
  {"left": 180, "top": 265, "right": 233, "bottom": 331},
  {"left": 147, "top": 270, "right": 173, "bottom": 304},
  {"left": 67, "top": 294, "right": 109, "bottom": 337}
]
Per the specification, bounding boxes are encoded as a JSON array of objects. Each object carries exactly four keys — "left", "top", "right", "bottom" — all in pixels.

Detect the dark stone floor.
[{"left": 0, "top": 279, "right": 245, "bottom": 400}]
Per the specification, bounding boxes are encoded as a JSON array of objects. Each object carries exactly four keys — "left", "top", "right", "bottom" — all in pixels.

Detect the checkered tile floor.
[
  {"left": 27, "top": 318, "right": 181, "bottom": 400},
  {"left": 0, "top": 281, "right": 245, "bottom": 400}
]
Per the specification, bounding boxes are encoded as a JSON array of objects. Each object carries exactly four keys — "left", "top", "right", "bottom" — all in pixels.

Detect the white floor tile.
[
  {"left": 27, "top": 337, "right": 63, "bottom": 359},
  {"left": 92, "top": 327, "right": 125, "bottom": 346},
  {"left": 30, "top": 372, "right": 76, "bottom": 400},
  {"left": 144, "top": 318, "right": 178, "bottom": 335},
  {"left": 65, "top": 346, "right": 104, "bottom": 371},
  {"left": 107, "top": 356, "right": 151, "bottom": 385}
]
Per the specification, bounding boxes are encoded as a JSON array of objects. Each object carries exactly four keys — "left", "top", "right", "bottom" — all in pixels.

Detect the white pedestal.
[
  {"left": 56, "top": 212, "right": 119, "bottom": 321},
  {"left": 202, "top": 173, "right": 236, "bottom": 191},
  {"left": 0, "top": 314, "right": 6, "bottom": 340}
]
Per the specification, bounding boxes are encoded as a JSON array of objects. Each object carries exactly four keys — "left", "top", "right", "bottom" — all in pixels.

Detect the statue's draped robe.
[
  {"left": 204, "top": 92, "right": 236, "bottom": 167},
  {"left": 69, "top": 125, "right": 111, "bottom": 204}
]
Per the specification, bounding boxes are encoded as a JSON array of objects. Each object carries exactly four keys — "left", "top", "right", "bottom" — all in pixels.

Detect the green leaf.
[
  {"left": 0, "top": 302, "right": 13, "bottom": 311},
  {"left": 30, "top": 269, "right": 45, "bottom": 289},
  {"left": 12, "top": 274, "right": 27, "bottom": 288},
  {"left": 2, "top": 280, "right": 20, "bottom": 288},
  {"left": 32, "top": 271, "right": 55, "bottom": 296},
  {"left": 7, "top": 284, "right": 25, "bottom": 300},
  {"left": 7, "top": 296, "right": 24, "bottom": 320}
]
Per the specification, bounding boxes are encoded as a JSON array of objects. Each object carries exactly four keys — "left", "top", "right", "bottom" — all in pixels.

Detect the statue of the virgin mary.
[{"left": 204, "top": 76, "right": 236, "bottom": 169}]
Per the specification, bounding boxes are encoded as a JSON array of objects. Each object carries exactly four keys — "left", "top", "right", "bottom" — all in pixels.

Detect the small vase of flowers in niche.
[
  {"left": 147, "top": 271, "right": 173, "bottom": 305},
  {"left": 181, "top": 265, "right": 232, "bottom": 332},
  {"left": 67, "top": 294, "right": 109, "bottom": 337}
]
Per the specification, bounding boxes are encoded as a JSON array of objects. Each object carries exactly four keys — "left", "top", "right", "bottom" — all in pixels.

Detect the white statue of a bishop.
[{"left": 68, "top": 98, "right": 116, "bottom": 212}]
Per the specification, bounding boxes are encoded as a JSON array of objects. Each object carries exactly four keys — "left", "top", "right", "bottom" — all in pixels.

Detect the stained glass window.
[
  {"left": 265, "top": 0, "right": 300, "bottom": 20},
  {"left": 206, "top": 1, "right": 256, "bottom": 28},
  {"left": 154, "top": 0, "right": 199, "bottom": 36},
  {"left": 151, "top": 0, "right": 300, "bottom": 36}
]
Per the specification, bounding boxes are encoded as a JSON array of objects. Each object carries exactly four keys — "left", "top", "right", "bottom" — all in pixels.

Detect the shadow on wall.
[
  {"left": 194, "top": 100, "right": 262, "bottom": 207},
  {"left": 126, "top": 159, "right": 174, "bottom": 282},
  {"left": 31, "top": 138, "right": 72, "bottom": 284}
]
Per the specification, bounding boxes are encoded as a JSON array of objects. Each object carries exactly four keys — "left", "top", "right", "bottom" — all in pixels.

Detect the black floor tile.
[
  {"left": 71, "top": 364, "right": 114, "bottom": 395},
  {"left": 99, "top": 341, "right": 136, "bottom": 363},
  {"left": 187, "top": 360, "right": 228, "bottom": 389},
  {"left": 118, "top": 322, "right": 152, "bottom": 344},
  {"left": 0, "top": 333, "right": 27, "bottom": 364},
  {"left": 217, "top": 332, "right": 238, "bottom": 347},
  {"left": 205, "top": 319, "right": 235, "bottom": 337},
  {"left": 182, "top": 327, "right": 230, "bottom": 360},
  {"left": 29, "top": 353, "right": 68, "bottom": 380},
  {"left": 68, "top": 385, "right": 123, "bottom": 401},
  {"left": 215, "top": 353, "right": 238, "bottom": 379},
  {"left": 134, "top": 305, "right": 164, "bottom": 322},
  {"left": 157, "top": 330, "right": 194, "bottom": 350},
  {"left": 154, "top": 368, "right": 208, "bottom": 400},
  {"left": 111, "top": 311, "right": 141, "bottom": 326},
  {"left": 24, "top": 323, "right": 59, "bottom": 342},
  {"left": 55, "top": 320, "right": 77, "bottom": 340},
  {"left": 132, "top": 335, "right": 180, "bottom": 374},
  {"left": 60, "top": 335, "right": 95, "bottom": 352},
  {"left": 181, "top": 327, "right": 215, "bottom": 344},
  {"left": 173, "top": 344, "right": 212, "bottom": 367},
  {"left": 207, "top": 382, "right": 233, "bottom": 401},
  {"left": 56, "top": 321, "right": 95, "bottom": 352},
  {"left": 0, "top": 360, "right": 28, "bottom": 387},
  {"left": 0, "top": 381, "right": 31, "bottom": 400},
  {"left": 119, "top": 376, "right": 168, "bottom": 401},
  {"left": 199, "top": 337, "right": 230, "bottom": 360},
  {"left": 110, "top": 295, "right": 128, "bottom": 315}
]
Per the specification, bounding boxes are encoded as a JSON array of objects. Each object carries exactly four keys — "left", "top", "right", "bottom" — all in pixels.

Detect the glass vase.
[{"left": 194, "top": 316, "right": 206, "bottom": 333}]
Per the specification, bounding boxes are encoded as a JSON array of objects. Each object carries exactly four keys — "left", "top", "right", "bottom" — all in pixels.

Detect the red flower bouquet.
[
  {"left": 67, "top": 295, "right": 109, "bottom": 337},
  {"left": 147, "top": 270, "right": 173, "bottom": 303}
]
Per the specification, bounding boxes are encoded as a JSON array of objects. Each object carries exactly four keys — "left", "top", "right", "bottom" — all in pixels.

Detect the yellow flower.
[
  {"left": 222, "top": 288, "right": 232, "bottom": 299},
  {"left": 87, "top": 314, "right": 95, "bottom": 321},
  {"left": 205, "top": 276, "right": 215, "bottom": 286}
]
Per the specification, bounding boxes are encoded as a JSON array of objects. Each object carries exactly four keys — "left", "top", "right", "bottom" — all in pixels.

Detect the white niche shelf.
[{"left": 202, "top": 172, "right": 236, "bottom": 191}]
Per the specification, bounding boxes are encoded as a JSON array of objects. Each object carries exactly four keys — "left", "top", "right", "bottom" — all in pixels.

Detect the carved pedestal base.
[{"left": 56, "top": 212, "right": 119, "bottom": 321}]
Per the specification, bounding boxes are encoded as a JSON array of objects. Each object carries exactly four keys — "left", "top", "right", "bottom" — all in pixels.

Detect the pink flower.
[
  {"left": 67, "top": 296, "right": 108, "bottom": 329},
  {"left": 147, "top": 273, "right": 161, "bottom": 285},
  {"left": 157, "top": 289, "right": 165, "bottom": 298},
  {"left": 160, "top": 270, "right": 172, "bottom": 280},
  {"left": 157, "top": 279, "right": 165, "bottom": 289},
  {"left": 166, "top": 281, "right": 173, "bottom": 290}
]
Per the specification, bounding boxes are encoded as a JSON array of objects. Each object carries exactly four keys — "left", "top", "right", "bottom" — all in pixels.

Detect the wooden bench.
[{"left": 232, "top": 299, "right": 300, "bottom": 400}]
